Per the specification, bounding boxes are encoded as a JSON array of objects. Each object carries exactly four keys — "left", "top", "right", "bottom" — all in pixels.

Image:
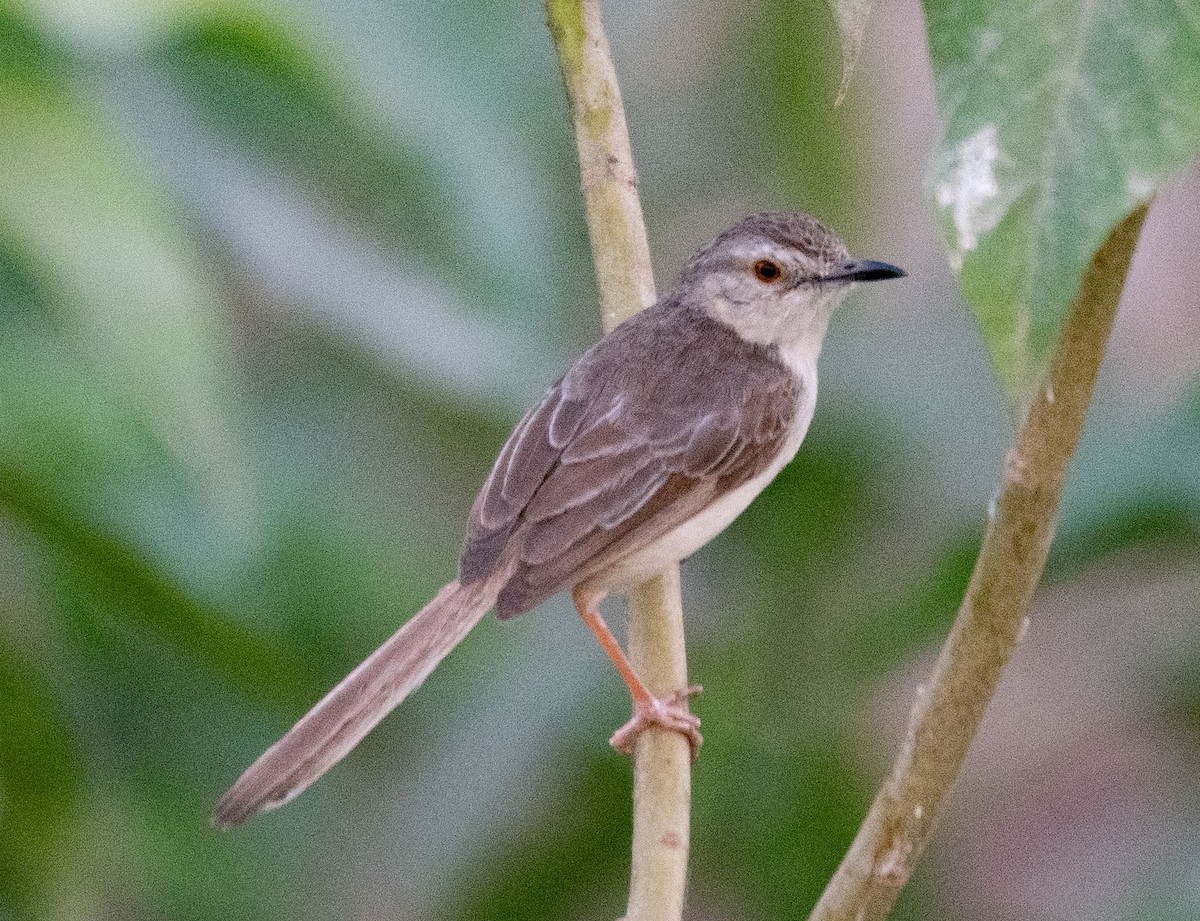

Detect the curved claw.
[{"left": 610, "top": 685, "right": 703, "bottom": 760}]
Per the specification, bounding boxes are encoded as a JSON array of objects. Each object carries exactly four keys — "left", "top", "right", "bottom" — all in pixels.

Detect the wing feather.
[
  {"left": 459, "top": 302, "right": 801, "bottom": 615},
  {"left": 523, "top": 439, "right": 644, "bottom": 522}
]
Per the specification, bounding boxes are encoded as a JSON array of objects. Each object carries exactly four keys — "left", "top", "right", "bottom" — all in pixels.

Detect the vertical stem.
[
  {"left": 807, "top": 204, "right": 1150, "bottom": 921},
  {"left": 626, "top": 570, "right": 692, "bottom": 921},
  {"left": 546, "top": 0, "right": 656, "bottom": 328},
  {"left": 546, "top": 2, "right": 692, "bottom": 920}
]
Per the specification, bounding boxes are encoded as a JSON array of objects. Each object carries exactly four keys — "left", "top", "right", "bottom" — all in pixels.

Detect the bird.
[{"left": 213, "top": 211, "right": 904, "bottom": 827}]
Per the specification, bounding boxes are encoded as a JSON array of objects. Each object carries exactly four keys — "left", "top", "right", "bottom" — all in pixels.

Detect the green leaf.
[
  {"left": 151, "top": 13, "right": 538, "bottom": 316},
  {"left": 0, "top": 639, "right": 81, "bottom": 911},
  {"left": 0, "top": 44, "right": 254, "bottom": 542},
  {"left": 0, "top": 454, "right": 317, "bottom": 711},
  {"left": 0, "top": 3, "right": 72, "bottom": 92},
  {"left": 0, "top": 8, "right": 314, "bottom": 706},
  {"left": 925, "top": 0, "right": 1200, "bottom": 401}
]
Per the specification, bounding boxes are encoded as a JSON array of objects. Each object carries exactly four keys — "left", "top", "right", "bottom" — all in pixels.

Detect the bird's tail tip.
[{"left": 212, "top": 577, "right": 497, "bottom": 827}]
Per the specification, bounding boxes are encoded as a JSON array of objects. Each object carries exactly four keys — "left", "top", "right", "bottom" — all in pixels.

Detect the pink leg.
[{"left": 572, "top": 584, "right": 702, "bottom": 758}]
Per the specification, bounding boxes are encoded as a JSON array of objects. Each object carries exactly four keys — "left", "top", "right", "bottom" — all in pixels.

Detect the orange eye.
[{"left": 753, "top": 259, "right": 783, "bottom": 283}]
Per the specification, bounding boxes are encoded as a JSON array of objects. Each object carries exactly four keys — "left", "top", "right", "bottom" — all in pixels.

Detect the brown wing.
[{"left": 459, "top": 301, "right": 801, "bottom": 619}]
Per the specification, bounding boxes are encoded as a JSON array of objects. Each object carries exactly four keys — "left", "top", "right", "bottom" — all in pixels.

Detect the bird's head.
[{"left": 680, "top": 211, "right": 905, "bottom": 355}]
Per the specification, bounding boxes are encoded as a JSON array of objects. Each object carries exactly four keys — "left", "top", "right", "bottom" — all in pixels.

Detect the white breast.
[{"left": 599, "top": 355, "right": 818, "bottom": 590}]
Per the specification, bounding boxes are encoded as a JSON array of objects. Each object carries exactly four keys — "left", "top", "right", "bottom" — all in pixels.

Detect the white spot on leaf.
[
  {"left": 1126, "top": 174, "right": 1155, "bottom": 200},
  {"left": 935, "top": 124, "right": 1004, "bottom": 260},
  {"left": 977, "top": 29, "right": 1001, "bottom": 57}
]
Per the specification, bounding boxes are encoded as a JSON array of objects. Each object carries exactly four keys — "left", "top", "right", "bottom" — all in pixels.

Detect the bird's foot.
[{"left": 610, "top": 685, "right": 703, "bottom": 759}]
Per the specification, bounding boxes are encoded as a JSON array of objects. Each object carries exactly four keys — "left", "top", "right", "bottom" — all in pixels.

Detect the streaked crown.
[{"left": 681, "top": 212, "right": 851, "bottom": 285}]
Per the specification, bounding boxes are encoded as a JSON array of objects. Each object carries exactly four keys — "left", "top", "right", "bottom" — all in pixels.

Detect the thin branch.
[
  {"left": 546, "top": 0, "right": 656, "bottom": 328},
  {"left": 808, "top": 203, "right": 1151, "bottom": 921},
  {"left": 545, "top": 2, "right": 692, "bottom": 921}
]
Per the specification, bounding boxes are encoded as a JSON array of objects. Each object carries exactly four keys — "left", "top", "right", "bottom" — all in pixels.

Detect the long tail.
[{"left": 213, "top": 578, "right": 497, "bottom": 827}]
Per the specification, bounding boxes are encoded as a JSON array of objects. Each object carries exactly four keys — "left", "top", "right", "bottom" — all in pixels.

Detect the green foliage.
[
  {"left": 158, "top": 16, "right": 468, "bottom": 279},
  {"left": 926, "top": 0, "right": 1200, "bottom": 402},
  {"left": 750, "top": 0, "right": 860, "bottom": 220},
  {"left": 0, "top": 642, "right": 80, "bottom": 910}
]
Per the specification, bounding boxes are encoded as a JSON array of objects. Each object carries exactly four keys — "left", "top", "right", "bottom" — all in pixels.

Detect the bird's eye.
[{"left": 753, "top": 259, "right": 784, "bottom": 283}]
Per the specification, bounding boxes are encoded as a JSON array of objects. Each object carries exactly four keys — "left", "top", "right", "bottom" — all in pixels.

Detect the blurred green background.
[{"left": 2, "top": 0, "right": 1199, "bottom": 919}]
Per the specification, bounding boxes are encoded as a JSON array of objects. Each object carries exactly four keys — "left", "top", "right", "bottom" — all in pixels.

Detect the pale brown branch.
[
  {"left": 807, "top": 203, "right": 1151, "bottom": 921},
  {"left": 545, "top": 2, "right": 692, "bottom": 920},
  {"left": 546, "top": 0, "right": 656, "bottom": 330}
]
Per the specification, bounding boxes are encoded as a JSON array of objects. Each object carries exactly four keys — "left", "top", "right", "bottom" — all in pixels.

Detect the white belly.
[{"left": 599, "top": 360, "right": 817, "bottom": 589}]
